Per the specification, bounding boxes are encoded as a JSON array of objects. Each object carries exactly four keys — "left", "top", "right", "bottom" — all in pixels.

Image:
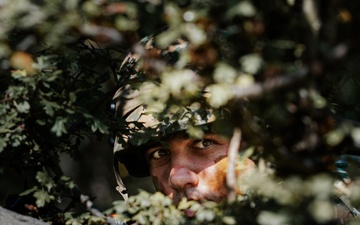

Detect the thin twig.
[
  {"left": 226, "top": 128, "right": 242, "bottom": 204},
  {"left": 80, "top": 194, "right": 118, "bottom": 225}
]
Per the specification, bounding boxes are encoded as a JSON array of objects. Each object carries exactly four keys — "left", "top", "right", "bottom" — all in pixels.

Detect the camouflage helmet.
[{"left": 112, "top": 32, "right": 217, "bottom": 199}]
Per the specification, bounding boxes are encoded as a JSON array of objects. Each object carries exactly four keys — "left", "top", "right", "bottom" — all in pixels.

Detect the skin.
[{"left": 145, "top": 133, "right": 255, "bottom": 205}]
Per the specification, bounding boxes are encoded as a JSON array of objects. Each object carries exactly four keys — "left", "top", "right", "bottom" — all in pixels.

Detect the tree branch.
[
  {"left": 226, "top": 128, "right": 242, "bottom": 204},
  {"left": 232, "top": 67, "right": 308, "bottom": 99}
]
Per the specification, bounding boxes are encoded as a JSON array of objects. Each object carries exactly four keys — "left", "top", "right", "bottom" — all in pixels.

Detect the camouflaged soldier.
[
  {"left": 110, "top": 33, "right": 360, "bottom": 225},
  {"left": 110, "top": 33, "right": 255, "bottom": 205}
]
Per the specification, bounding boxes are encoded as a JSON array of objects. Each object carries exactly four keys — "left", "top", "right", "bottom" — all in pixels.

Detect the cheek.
[
  {"left": 151, "top": 176, "right": 160, "bottom": 190},
  {"left": 151, "top": 173, "right": 169, "bottom": 194},
  {"left": 150, "top": 166, "right": 171, "bottom": 193},
  {"left": 207, "top": 156, "right": 229, "bottom": 191},
  {"left": 206, "top": 157, "right": 255, "bottom": 193}
]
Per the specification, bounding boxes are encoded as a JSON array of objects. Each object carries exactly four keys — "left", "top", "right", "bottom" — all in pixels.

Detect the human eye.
[
  {"left": 193, "top": 139, "right": 214, "bottom": 149},
  {"left": 149, "top": 149, "right": 169, "bottom": 160}
]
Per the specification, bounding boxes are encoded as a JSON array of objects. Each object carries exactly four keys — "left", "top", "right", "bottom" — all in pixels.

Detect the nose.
[{"left": 169, "top": 166, "right": 199, "bottom": 190}]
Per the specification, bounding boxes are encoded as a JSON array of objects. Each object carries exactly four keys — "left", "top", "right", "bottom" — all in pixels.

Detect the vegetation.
[{"left": 1, "top": 0, "right": 360, "bottom": 224}]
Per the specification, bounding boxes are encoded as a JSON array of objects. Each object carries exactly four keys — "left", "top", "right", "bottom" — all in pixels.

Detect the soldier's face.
[{"left": 145, "top": 132, "right": 254, "bottom": 205}]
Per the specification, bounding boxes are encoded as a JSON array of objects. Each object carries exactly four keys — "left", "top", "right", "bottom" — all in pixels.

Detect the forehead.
[
  {"left": 162, "top": 131, "right": 191, "bottom": 142},
  {"left": 146, "top": 131, "right": 218, "bottom": 150},
  {"left": 145, "top": 132, "right": 193, "bottom": 150},
  {"left": 163, "top": 128, "right": 219, "bottom": 141}
]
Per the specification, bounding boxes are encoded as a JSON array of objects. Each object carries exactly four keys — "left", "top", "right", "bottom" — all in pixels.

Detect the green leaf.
[
  {"left": 206, "top": 84, "right": 233, "bottom": 108},
  {"left": 214, "top": 62, "right": 237, "bottom": 84},
  {"left": 69, "top": 92, "right": 76, "bottom": 102},
  {"left": 196, "top": 209, "right": 215, "bottom": 222},
  {"left": 15, "top": 101, "right": 30, "bottom": 113},
  {"left": 239, "top": 54, "right": 264, "bottom": 74},
  {"left": 257, "top": 211, "right": 290, "bottom": 225},
  {"left": 115, "top": 16, "right": 139, "bottom": 31},
  {"left": 90, "top": 118, "right": 108, "bottom": 133},
  {"left": 325, "top": 129, "right": 345, "bottom": 146},
  {"left": 186, "top": 126, "right": 205, "bottom": 140},
  {"left": 65, "top": 218, "right": 83, "bottom": 225},
  {"left": 161, "top": 69, "right": 199, "bottom": 97},
  {"left": 60, "top": 175, "right": 75, "bottom": 189},
  {"left": 308, "top": 199, "right": 334, "bottom": 223},
  {"left": 41, "top": 99, "right": 59, "bottom": 116},
  {"left": 183, "top": 23, "right": 206, "bottom": 46},
  {"left": 82, "top": 1, "right": 101, "bottom": 17},
  {"left": 0, "top": 139, "right": 7, "bottom": 153},
  {"left": 11, "top": 70, "right": 28, "bottom": 79},
  {"left": 226, "top": 1, "right": 256, "bottom": 18},
  {"left": 36, "top": 119, "right": 46, "bottom": 125},
  {"left": 33, "top": 189, "right": 54, "bottom": 207},
  {"left": 36, "top": 169, "right": 55, "bottom": 191},
  {"left": 51, "top": 117, "right": 68, "bottom": 136},
  {"left": 351, "top": 127, "right": 360, "bottom": 147},
  {"left": 223, "top": 216, "right": 236, "bottom": 225}
]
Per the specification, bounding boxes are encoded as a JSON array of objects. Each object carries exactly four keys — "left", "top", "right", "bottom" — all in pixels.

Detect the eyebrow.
[{"left": 143, "top": 130, "right": 217, "bottom": 152}]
